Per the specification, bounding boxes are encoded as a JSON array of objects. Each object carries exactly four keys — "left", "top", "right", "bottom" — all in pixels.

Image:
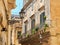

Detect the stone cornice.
[{"left": 22, "top": 0, "right": 33, "bottom": 11}]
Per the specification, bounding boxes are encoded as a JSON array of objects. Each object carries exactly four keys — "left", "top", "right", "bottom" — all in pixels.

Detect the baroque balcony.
[{"left": 18, "top": 23, "right": 51, "bottom": 45}]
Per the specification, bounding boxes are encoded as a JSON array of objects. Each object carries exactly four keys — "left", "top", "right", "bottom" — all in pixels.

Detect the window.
[
  {"left": 31, "top": 19, "right": 35, "bottom": 29},
  {"left": 31, "top": 15, "right": 35, "bottom": 30},
  {"left": 25, "top": 24, "right": 27, "bottom": 34},
  {"left": 24, "top": 21, "right": 28, "bottom": 34},
  {"left": 17, "top": 31, "right": 21, "bottom": 44},
  {"left": 40, "top": 12, "right": 45, "bottom": 28},
  {"left": 17, "top": 31, "right": 21, "bottom": 39},
  {"left": 31, "top": 19, "right": 35, "bottom": 33}
]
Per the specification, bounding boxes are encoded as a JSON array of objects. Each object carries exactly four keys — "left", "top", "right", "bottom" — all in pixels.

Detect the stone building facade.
[
  {"left": 23, "top": 0, "right": 29, "bottom": 6},
  {"left": 50, "top": 0, "right": 60, "bottom": 45},
  {"left": 20, "top": 0, "right": 60, "bottom": 45},
  {"left": 20, "top": 0, "right": 50, "bottom": 45},
  {"left": 9, "top": 16, "right": 22, "bottom": 45},
  {"left": 22, "top": 0, "right": 50, "bottom": 34},
  {"left": 0, "top": 0, "right": 15, "bottom": 45}
]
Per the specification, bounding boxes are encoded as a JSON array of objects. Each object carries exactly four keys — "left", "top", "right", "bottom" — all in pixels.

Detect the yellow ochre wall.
[{"left": 50, "top": 0, "right": 60, "bottom": 45}]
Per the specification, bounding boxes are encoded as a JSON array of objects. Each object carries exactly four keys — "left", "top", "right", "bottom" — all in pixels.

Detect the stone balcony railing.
[{"left": 18, "top": 23, "right": 51, "bottom": 44}]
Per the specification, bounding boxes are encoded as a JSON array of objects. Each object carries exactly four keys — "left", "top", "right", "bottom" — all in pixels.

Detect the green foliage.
[
  {"left": 44, "top": 24, "right": 49, "bottom": 27},
  {"left": 44, "top": 16, "right": 46, "bottom": 20},
  {"left": 32, "top": 28, "right": 35, "bottom": 34},
  {"left": 26, "top": 33, "right": 29, "bottom": 37},
  {"left": 44, "top": 24, "right": 49, "bottom": 32},
  {"left": 20, "top": 34, "right": 22, "bottom": 37},
  {"left": 32, "top": 27, "right": 39, "bottom": 34},
  {"left": 44, "top": 27, "right": 46, "bottom": 32}
]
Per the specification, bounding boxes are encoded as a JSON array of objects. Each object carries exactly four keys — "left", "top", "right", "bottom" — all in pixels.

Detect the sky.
[{"left": 11, "top": 0, "right": 23, "bottom": 15}]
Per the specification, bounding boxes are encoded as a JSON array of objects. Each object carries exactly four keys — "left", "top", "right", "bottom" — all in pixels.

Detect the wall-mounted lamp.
[
  {"left": 19, "top": 9, "right": 25, "bottom": 19},
  {"left": 1, "top": 28, "right": 7, "bottom": 32}
]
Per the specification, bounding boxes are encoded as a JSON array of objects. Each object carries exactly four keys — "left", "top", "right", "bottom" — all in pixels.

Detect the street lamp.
[{"left": 19, "top": 9, "right": 25, "bottom": 19}]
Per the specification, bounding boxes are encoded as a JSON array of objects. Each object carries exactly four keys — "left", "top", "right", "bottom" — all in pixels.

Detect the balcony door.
[
  {"left": 31, "top": 19, "right": 35, "bottom": 29},
  {"left": 31, "top": 15, "right": 35, "bottom": 33},
  {"left": 24, "top": 21, "right": 28, "bottom": 35},
  {"left": 40, "top": 12, "right": 45, "bottom": 28}
]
